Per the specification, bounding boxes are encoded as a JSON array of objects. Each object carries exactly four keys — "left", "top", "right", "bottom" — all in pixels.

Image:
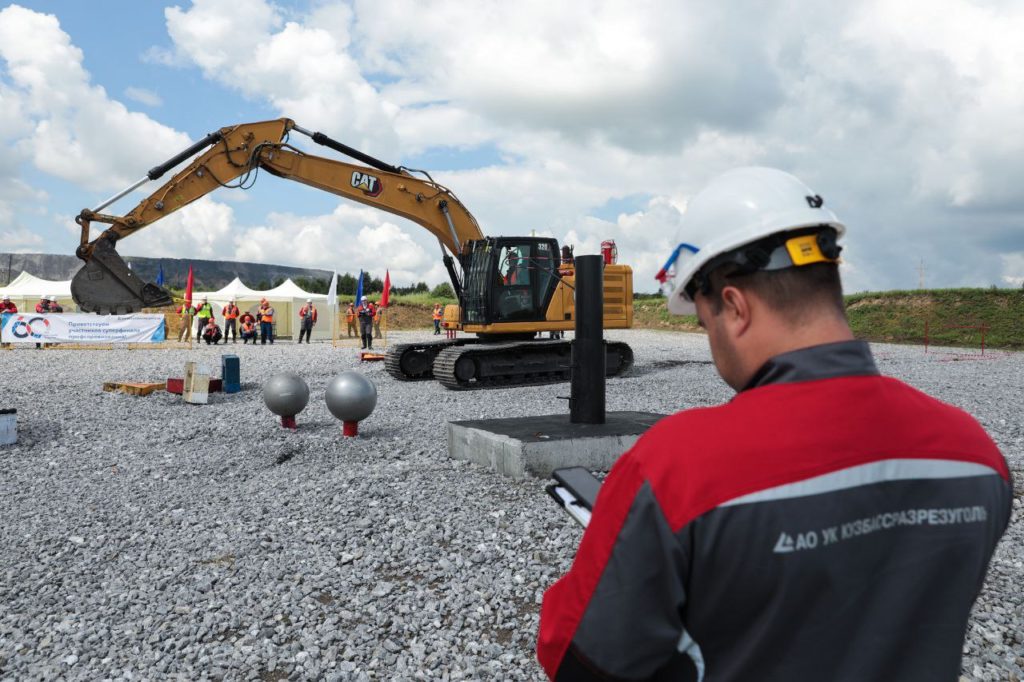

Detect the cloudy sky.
[{"left": 0, "top": 0, "right": 1021, "bottom": 291}]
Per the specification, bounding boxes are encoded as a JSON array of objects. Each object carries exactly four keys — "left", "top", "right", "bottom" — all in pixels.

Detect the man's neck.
[{"left": 739, "top": 316, "right": 854, "bottom": 385}]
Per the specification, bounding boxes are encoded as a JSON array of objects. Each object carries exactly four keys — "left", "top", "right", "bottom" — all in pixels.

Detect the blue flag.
[
  {"left": 355, "top": 270, "right": 364, "bottom": 306},
  {"left": 155, "top": 262, "right": 165, "bottom": 287}
]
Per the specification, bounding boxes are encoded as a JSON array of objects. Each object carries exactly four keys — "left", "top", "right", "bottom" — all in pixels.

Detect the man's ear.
[{"left": 719, "top": 285, "right": 752, "bottom": 337}]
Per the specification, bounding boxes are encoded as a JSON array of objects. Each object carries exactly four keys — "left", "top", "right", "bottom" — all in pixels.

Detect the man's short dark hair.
[{"left": 704, "top": 261, "right": 847, "bottom": 325}]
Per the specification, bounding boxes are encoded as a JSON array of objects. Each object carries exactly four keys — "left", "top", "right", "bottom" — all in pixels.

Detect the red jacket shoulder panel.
[{"left": 628, "top": 375, "right": 1007, "bottom": 532}]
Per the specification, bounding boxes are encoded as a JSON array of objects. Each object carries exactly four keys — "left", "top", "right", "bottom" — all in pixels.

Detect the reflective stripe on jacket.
[{"left": 537, "top": 340, "right": 1012, "bottom": 682}]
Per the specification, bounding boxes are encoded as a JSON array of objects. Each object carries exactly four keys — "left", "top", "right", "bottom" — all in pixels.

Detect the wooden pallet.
[
  {"left": 102, "top": 381, "right": 166, "bottom": 396},
  {"left": 360, "top": 351, "right": 386, "bottom": 362}
]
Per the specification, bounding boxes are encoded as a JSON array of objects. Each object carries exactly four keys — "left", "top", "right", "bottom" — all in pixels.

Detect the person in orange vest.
[
  {"left": 201, "top": 317, "right": 222, "bottom": 345},
  {"left": 297, "top": 298, "right": 318, "bottom": 344},
  {"left": 1, "top": 295, "right": 17, "bottom": 348},
  {"left": 373, "top": 302, "right": 383, "bottom": 339},
  {"left": 357, "top": 296, "right": 376, "bottom": 350},
  {"left": 176, "top": 301, "right": 193, "bottom": 342},
  {"left": 239, "top": 312, "right": 257, "bottom": 344},
  {"left": 432, "top": 303, "right": 443, "bottom": 335},
  {"left": 221, "top": 298, "right": 240, "bottom": 344},
  {"left": 503, "top": 252, "right": 521, "bottom": 284},
  {"left": 345, "top": 302, "right": 357, "bottom": 337},
  {"left": 258, "top": 298, "right": 275, "bottom": 345}
]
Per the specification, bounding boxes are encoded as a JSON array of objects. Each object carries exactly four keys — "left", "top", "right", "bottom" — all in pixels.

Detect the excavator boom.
[{"left": 72, "top": 118, "right": 482, "bottom": 313}]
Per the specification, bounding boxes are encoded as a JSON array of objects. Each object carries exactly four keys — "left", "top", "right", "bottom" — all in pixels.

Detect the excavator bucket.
[{"left": 71, "top": 238, "right": 174, "bottom": 314}]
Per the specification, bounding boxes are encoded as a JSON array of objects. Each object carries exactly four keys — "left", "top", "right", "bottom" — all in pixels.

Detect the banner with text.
[{"left": 1, "top": 313, "right": 166, "bottom": 344}]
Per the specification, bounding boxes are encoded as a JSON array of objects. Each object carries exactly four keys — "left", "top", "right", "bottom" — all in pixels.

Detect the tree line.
[{"left": 284, "top": 274, "right": 454, "bottom": 299}]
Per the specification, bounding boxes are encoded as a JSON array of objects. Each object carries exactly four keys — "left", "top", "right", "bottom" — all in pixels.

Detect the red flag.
[
  {"left": 381, "top": 270, "right": 391, "bottom": 308},
  {"left": 185, "top": 265, "right": 194, "bottom": 306}
]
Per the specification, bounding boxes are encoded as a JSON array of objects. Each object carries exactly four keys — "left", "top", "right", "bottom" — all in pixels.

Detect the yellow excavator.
[{"left": 71, "top": 118, "right": 634, "bottom": 389}]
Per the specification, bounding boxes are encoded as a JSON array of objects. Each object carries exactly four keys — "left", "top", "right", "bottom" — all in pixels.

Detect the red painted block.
[{"left": 167, "top": 378, "right": 223, "bottom": 395}]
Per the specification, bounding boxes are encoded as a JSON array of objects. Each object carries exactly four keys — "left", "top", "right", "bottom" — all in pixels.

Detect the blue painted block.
[{"left": 221, "top": 354, "right": 241, "bottom": 393}]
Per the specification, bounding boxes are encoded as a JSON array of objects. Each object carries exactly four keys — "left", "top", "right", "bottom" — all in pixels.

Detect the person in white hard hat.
[
  {"left": 538, "top": 167, "right": 1011, "bottom": 682},
  {"left": 33, "top": 296, "right": 50, "bottom": 349},
  {"left": 297, "top": 297, "right": 317, "bottom": 344},
  {"left": 193, "top": 296, "right": 214, "bottom": 340},
  {"left": 221, "top": 298, "right": 240, "bottom": 344},
  {"left": 356, "top": 295, "right": 376, "bottom": 350}
]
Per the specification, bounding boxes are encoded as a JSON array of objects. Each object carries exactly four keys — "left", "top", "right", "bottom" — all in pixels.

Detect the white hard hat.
[
  {"left": 2, "top": 294, "right": 9, "bottom": 300},
  {"left": 48, "top": 295, "right": 56, "bottom": 302},
  {"left": 306, "top": 298, "right": 312, "bottom": 303},
  {"left": 361, "top": 296, "right": 368, "bottom": 301},
  {"left": 667, "top": 167, "right": 845, "bottom": 315}
]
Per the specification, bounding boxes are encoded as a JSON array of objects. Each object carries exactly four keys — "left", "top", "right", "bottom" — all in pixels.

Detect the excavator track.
[
  {"left": 433, "top": 339, "right": 634, "bottom": 390},
  {"left": 384, "top": 340, "right": 466, "bottom": 381}
]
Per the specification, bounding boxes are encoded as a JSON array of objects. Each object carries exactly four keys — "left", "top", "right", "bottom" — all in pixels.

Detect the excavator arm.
[{"left": 72, "top": 118, "right": 484, "bottom": 313}]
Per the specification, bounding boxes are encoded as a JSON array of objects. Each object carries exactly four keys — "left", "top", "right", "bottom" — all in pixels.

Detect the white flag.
[{"left": 326, "top": 271, "right": 337, "bottom": 309}]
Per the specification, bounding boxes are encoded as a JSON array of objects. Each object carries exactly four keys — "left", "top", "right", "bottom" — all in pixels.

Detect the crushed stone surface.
[{"left": 0, "top": 330, "right": 1021, "bottom": 681}]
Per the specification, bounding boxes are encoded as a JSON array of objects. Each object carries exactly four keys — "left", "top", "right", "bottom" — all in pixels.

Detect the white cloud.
[
  {"left": 230, "top": 203, "right": 437, "bottom": 284},
  {"left": 164, "top": 0, "right": 399, "bottom": 155},
  {"left": 1000, "top": 253, "right": 1024, "bottom": 288},
  {"left": 124, "top": 86, "right": 163, "bottom": 107},
  {"left": 145, "top": 0, "right": 1024, "bottom": 290},
  {"left": 0, "top": 5, "right": 191, "bottom": 192},
  {"left": 1, "top": 1, "right": 1022, "bottom": 293},
  {"left": 0, "top": 227, "right": 43, "bottom": 250},
  {"left": 127, "top": 197, "right": 235, "bottom": 260}
]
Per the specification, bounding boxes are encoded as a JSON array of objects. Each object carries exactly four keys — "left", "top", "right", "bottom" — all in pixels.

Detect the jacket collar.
[{"left": 742, "top": 340, "right": 878, "bottom": 392}]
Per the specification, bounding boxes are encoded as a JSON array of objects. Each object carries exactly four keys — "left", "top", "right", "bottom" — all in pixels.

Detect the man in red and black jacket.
[{"left": 537, "top": 168, "right": 1012, "bottom": 682}]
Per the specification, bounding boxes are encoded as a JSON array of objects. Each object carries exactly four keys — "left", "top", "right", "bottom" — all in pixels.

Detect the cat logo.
[{"left": 351, "top": 171, "right": 383, "bottom": 198}]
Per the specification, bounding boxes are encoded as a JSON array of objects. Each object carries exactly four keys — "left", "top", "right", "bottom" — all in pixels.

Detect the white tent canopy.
[
  {"left": 208, "top": 277, "right": 262, "bottom": 301},
  {"left": 264, "top": 279, "right": 328, "bottom": 302},
  {"left": 192, "top": 278, "right": 331, "bottom": 339},
  {"left": 0, "top": 271, "right": 76, "bottom": 310}
]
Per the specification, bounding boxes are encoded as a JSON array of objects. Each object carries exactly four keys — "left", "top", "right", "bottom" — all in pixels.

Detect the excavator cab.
[{"left": 461, "top": 237, "right": 560, "bottom": 325}]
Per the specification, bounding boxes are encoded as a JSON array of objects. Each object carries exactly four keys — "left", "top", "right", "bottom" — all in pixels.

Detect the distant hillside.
[
  {"left": 844, "top": 289, "right": 1024, "bottom": 350},
  {"left": 0, "top": 252, "right": 331, "bottom": 291},
  {"left": 635, "top": 289, "right": 1024, "bottom": 350}
]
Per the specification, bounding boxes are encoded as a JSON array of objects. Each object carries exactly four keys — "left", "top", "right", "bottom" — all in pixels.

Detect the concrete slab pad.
[{"left": 448, "top": 411, "right": 666, "bottom": 479}]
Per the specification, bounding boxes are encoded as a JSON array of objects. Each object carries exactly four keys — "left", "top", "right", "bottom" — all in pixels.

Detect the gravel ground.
[{"left": 0, "top": 329, "right": 1021, "bottom": 681}]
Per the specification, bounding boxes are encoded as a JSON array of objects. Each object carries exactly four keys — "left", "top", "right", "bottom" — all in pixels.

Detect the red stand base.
[
  {"left": 343, "top": 421, "right": 358, "bottom": 437},
  {"left": 281, "top": 415, "right": 297, "bottom": 429}
]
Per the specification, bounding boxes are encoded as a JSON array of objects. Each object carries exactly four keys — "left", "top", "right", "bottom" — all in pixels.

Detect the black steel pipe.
[{"left": 570, "top": 255, "right": 605, "bottom": 424}]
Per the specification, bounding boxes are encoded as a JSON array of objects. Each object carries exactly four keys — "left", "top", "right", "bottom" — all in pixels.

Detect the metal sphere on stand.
[
  {"left": 325, "top": 371, "right": 377, "bottom": 436},
  {"left": 262, "top": 372, "right": 310, "bottom": 429}
]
